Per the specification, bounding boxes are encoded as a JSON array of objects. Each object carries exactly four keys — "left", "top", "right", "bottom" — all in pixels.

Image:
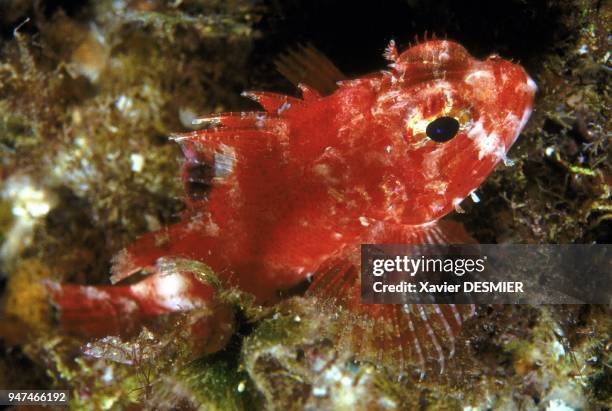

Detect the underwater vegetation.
[{"left": 0, "top": 0, "right": 610, "bottom": 410}]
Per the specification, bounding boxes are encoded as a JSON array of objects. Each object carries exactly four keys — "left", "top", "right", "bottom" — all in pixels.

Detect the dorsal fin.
[{"left": 275, "top": 43, "right": 347, "bottom": 96}]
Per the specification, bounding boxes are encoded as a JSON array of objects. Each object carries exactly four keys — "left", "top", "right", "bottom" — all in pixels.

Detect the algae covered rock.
[{"left": 242, "top": 297, "right": 409, "bottom": 411}]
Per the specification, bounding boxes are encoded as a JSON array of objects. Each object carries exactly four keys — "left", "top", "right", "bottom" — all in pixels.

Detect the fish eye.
[{"left": 426, "top": 116, "right": 460, "bottom": 143}]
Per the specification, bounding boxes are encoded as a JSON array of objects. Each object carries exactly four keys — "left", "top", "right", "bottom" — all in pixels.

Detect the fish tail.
[
  {"left": 110, "top": 218, "right": 228, "bottom": 284},
  {"left": 45, "top": 261, "right": 220, "bottom": 339},
  {"left": 44, "top": 280, "right": 143, "bottom": 338}
]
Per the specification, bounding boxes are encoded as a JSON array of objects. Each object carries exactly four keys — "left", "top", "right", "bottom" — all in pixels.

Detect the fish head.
[{"left": 374, "top": 40, "right": 536, "bottom": 224}]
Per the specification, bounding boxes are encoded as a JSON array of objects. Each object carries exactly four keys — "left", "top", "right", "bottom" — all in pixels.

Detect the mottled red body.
[{"left": 48, "top": 39, "right": 535, "bottom": 372}]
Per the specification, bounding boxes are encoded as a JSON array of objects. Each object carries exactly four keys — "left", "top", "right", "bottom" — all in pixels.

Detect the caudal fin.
[
  {"left": 44, "top": 281, "right": 141, "bottom": 338},
  {"left": 46, "top": 260, "right": 220, "bottom": 339}
]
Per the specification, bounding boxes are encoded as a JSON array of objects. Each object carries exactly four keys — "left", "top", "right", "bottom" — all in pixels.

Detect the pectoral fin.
[{"left": 305, "top": 220, "right": 477, "bottom": 375}]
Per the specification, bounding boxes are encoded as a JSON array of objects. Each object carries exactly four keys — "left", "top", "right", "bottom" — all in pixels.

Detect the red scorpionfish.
[{"left": 47, "top": 39, "right": 536, "bottom": 373}]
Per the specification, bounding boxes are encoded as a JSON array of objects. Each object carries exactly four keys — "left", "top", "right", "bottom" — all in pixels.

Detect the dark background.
[{"left": 251, "top": 0, "right": 572, "bottom": 90}]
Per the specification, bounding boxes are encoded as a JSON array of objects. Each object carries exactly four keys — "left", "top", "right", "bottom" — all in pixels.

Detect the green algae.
[
  {"left": 242, "top": 298, "right": 409, "bottom": 410},
  {"left": 172, "top": 352, "right": 260, "bottom": 411},
  {"left": 0, "top": 199, "right": 13, "bottom": 245}
]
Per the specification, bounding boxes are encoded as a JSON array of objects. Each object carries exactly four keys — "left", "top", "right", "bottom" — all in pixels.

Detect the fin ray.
[
  {"left": 241, "top": 91, "right": 302, "bottom": 113},
  {"left": 275, "top": 43, "right": 346, "bottom": 96},
  {"left": 306, "top": 220, "right": 477, "bottom": 374}
]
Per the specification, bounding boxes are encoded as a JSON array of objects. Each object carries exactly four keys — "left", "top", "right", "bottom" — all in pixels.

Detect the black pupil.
[{"left": 426, "top": 116, "right": 460, "bottom": 143}]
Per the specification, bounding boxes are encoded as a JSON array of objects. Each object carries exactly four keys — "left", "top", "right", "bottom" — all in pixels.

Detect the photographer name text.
[{"left": 370, "top": 256, "right": 523, "bottom": 295}]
